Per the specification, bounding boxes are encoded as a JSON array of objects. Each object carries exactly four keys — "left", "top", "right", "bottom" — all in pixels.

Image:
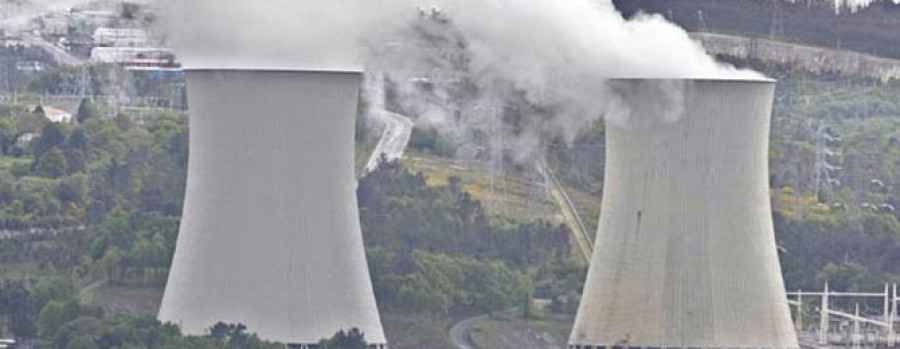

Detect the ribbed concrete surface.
[
  {"left": 569, "top": 80, "right": 798, "bottom": 348},
  {"left": 158, "top": 70, "right": 386, "bottom": 346}
]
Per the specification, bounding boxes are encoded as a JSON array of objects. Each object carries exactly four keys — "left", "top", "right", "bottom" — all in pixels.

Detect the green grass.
[
  {"left": 403, "top": 152, "right": 563, "bottom": 224},
  {"left": 85, "top": 284, "right": 165, "bottom": 317},
  {"left": 0, "top": 261, "right": 44, "bottom": 280},
  {"left": 381, "top": 313, "right": 455, "bottom": 349},
  {"left": 468, "top": 305, "right": 574, "bottom": 349},
  {"left": 0, "top": 156, "right": 30, "bottom": 171},
  {"left": 403, "top": 151, "right": 602, "bottom": 231}
]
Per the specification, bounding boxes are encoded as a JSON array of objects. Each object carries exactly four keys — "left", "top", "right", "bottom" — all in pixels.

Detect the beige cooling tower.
[
  {"left": 569, "top": 79, "right": 798, "bottom": 349},
  {"left": 158, "top": 69, "right": 386, "bottom": 348}
]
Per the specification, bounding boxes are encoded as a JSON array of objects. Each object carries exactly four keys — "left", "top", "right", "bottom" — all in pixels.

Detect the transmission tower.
[
  {"left": 486, "top": 103, "right": 508, "bottom": 217},
  {"left": 79, "top": 64, "right": 93, "bottom": 101},
  {"left": 696, "top": 10, "right": 708, "bottom": 31},
  {"left": 813, "top": 123, "right": 841, "bottom": 202},
  {"left": 748, "top": 37, "right": 761, "bottom": 59},
  {"left": 770, "top": 3, "right": 785, "bottom": 38}
]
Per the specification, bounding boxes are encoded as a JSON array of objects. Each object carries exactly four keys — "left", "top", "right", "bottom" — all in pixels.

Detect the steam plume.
[{"left": 160, "top": 0, "right": 765, "bottom": 162}]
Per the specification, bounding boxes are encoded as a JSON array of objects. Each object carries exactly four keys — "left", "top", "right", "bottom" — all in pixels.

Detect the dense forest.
[{"left": 359, "top": 159, "right": 575, "bottom": 317}]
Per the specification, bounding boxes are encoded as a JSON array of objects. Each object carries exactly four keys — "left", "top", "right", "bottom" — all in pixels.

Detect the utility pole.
[
  {"left": 887, "top": 283, "right": 891, "bottom": 339},
  {"left": 853, "top": 303, "right": 861, "bottom": 349},
  {"left": 79, "top": 64, "right": 92, "bottom": 101},
  {"left": 891, "top": 283, "right": 897, "bottom": 347},
  {"left": 797, "top": 290, "right": 804, "bottom": 331},
  {"left": 820, "top": 283, "right": 830, "bottom": 345}
]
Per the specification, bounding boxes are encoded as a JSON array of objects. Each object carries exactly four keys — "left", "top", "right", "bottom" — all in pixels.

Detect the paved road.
[
  {"left": 79, "top": 277, "right": 107, "bottom": 296},
  {"left": 362, "top": 109, "right": 413, "bottom": 174},
  {"left": 449, "top": 313, "right": 488, "bottom": 349},
  {"left": 449, "top": 308, "right": 522, "bottom": 349}
]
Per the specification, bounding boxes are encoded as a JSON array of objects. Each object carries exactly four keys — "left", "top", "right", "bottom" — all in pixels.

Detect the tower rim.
[
  {"left": 608, "top": 77, "right": 776, "bottom": 83},
  {"left": 182, "top": 67, "right": 364, "bottom": 75}
]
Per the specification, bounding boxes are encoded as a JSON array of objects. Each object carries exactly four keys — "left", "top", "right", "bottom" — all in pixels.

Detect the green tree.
[
  {"left": 3, "top": 281, "right": 36, "bottom": 338},
  {"left": 76, "top": 98, "right": 99, "bottom": 124},
  {"left": 56, "top": 173, "right": 89, "bottom": 205},
  {"left": 0, "top": 120, "right": 12, "bottom": 155},
  {"left": 36, "top": 300, "right": 80, "bottom": 338},
  {"left": 32, "top": 276, "right": 77, "bottom": 312},
  {"left": 33, "top": 123, "right": 66, "bottom": 158},
  {"left": 209, "top": 322, "right": 230, "bottom": 344},
  {"left": 319, "top": 328, "right": 367, "bottom": 349},
  {"left": 35, "top": 147, "right": 68, "bottom": 178}
]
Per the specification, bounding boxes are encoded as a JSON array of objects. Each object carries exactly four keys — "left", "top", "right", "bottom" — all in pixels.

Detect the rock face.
[
  {"left": 158, "top": 69, "right": 386, "bottom": 347},
  {"left": 570, "top": 79, "right": 798, "bottom": 349}
]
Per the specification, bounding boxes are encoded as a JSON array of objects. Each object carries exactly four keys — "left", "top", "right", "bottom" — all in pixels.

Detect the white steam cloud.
[
  {"left": 0, "top": 0, "right": 101, "bottom": 30},
  {"left": 160, "top": 0, "right": 765, "bottom": 163},
  {"left": 161, "top": 0, "right": 758, "bottom": 78},
  {"left": 159, "top": 0, "right": 414, "bottom": 70}
]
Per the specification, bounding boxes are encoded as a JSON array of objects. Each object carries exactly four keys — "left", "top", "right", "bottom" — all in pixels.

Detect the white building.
[
  {"left": 90, "top": 46, "right": 175, "bottom": 68},
  {"left": 15, "top": 61, "right": 46, "bottom": 72},
  {"left": 15, "top": 133, "right": 39, "bottom": 149},
  {"left": 40, "top": 106, "right": 73, "bottom": 123},
  {"left": 40, "top": 15, "right": 70, "bottom": 36},
  {"left": 92, "top": 27, "right": 149, "bottom": 47}
]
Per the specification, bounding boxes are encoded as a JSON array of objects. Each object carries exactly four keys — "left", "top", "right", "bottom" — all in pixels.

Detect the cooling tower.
[
  {"left": 569, "top": 79, "right": 798, "bottom": 349},
  {"left": 158, "top": 69, "right": 387, "bottom": 348}
]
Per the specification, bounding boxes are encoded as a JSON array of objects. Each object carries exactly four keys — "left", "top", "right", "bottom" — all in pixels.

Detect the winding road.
[
  {"left": 449, "top": 307, "right": 522, "bottom": 349},
  {"left": 449, "top": 313, "right": 488, "bottom": 349},
  {"left": 362, "top": 109, "right": 414, "bottom": 174}
]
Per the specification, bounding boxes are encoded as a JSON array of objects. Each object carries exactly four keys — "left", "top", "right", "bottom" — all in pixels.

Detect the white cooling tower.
[
  {"left": 569, "top": 80, "right": 798, "bottom": 349},
  {"left": 158, "top": 69, "right": 387, "bottom": 348}
]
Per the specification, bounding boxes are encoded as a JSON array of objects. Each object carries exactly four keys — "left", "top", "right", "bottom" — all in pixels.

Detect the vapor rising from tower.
[
  {"left": 569, "top": 79, "right": 798, "bottom": 349},
  {"left": 158, "top": 69, "right": 386, "bottom": 348}
]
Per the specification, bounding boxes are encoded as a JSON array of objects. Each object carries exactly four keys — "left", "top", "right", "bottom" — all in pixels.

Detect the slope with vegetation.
[
  {"left": 614, "top": 0, "right": 900, "bottom": 59},
  {"left": 2, "top": 15, "right": 900, "bottom": 346}
]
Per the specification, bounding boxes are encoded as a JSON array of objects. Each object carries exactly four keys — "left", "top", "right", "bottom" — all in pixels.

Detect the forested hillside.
[
  {"left": 614, "top": 0, "right": 900, "bottom": 59},
  {"left": 1, "top": 37, "right": 899, "bottom": 348}
]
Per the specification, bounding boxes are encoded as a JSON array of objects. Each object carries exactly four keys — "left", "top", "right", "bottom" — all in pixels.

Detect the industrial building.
[
  {"left": 569, "top": 79, "right": 799, "bottom": 349},
  {"left": 158, "top": 69, "right": 387, "bottom": 348},
  {"left": 92, "top": 27, "right": 150, "bottom": 47}
]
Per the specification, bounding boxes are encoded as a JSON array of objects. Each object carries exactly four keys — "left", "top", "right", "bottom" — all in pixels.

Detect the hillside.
[
  {"left": 0, "top": 1, "right": 899, "bottom": 347},
  {"left": 614, "top": 0, "right": 900, "bottom": 59}
]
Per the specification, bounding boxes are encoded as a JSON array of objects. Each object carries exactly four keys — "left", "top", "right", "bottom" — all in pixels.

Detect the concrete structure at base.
[
  {"left": 158, "top": 69, "right": 387, "bottom": 348},
  {"left": 569, "top": 79, "right": 799, "bottom": 349}
]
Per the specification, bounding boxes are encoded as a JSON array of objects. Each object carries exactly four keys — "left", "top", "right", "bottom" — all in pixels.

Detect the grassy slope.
[
  {"left": 0, "top": 156, "right": 29, "bottom": 171},
  {"left": 403, "top": 151, "right": 601, "bottom": 230},
  {"left": 468, "top": 306, "right": 574, "bottom": 349},
  {"left": 382, "top": 314, "right": 456, "bottom": 349}
]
